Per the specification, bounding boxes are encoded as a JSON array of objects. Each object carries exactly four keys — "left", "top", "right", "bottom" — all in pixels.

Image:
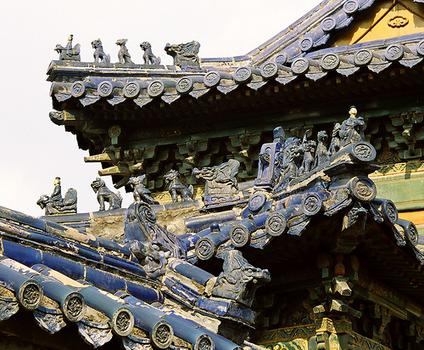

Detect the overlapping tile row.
[
  {"left": 247, "top": 0, "right": 382, "bottom": 65},
  {"left": 48, "top": 34, "right": 424, "bottom": 112},
  {"left": 0, "top": 209, "right": 243, "bottom": 349}
]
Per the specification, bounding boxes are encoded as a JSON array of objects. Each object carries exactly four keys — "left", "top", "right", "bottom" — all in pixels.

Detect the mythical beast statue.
[
  {"left": 164, "top": 169, "right": 194, "bottom": 203},
  {"left": 164, "top": 41, "right": 200, "bottom": 67},
  {"left": 91, "top": 39, "right": 110, "bottom": 63},
  {"left": 211, "top": 249, "right": 270, "bottom": 307},
  {"left": 193, "top": 159, "right": 241, "bottom": 208},
  {"left": 55, "top": 34, "right": 80, "bottom": 61},
  {"left": 127, "top": 175, "right": 159, "bottom": 205},
  {"left": 90, "top": 178, "right": 122, "bottom": 211},
  {"left": 37, "top": 177, "right": 77, "bottom": 215}
]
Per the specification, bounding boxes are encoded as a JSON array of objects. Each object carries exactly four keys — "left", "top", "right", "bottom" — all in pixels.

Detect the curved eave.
[
  {"left": 0, "top": 206, "right": 257, "bottom": 328},
  {"left": 48, "top": 34, "right": 424, "bottom": 113}
]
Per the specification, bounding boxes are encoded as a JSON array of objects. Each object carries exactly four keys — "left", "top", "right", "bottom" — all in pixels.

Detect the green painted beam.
[{"left": 373, "top": 172, "right": 424, "bottom": 212}]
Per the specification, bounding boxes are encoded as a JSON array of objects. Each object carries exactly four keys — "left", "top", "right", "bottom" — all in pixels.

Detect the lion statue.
[
  {"left": 140, "top": 42, "right": 161, "bottom": 65},
  {"left": 91, "top": 39, "right": 110, "bottom": 63},
  {"left": 90, "top": 178, "right": 122, "bottom": 211},
  {"left": 163, "top": 169, "right": 193, "bottom": 203}
]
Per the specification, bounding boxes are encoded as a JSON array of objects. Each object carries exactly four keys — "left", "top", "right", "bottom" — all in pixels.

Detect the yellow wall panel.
[{"left": 335, "top": 0, "right": 424, "bottom": 46}]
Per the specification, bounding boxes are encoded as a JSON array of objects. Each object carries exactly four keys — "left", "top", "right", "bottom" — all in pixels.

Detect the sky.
[{"left": 0, "top": 0, "right": 321, "bottom": 216}]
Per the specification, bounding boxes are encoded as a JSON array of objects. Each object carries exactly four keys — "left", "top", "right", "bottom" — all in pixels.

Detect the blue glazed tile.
[
  {"left": 2, "top": 240, "right": 42, "bottom": 266},
  {"left": 169, "top": 260, "right": 214, "bottom": 286},
  {"left": 86, "top": 266, "right": 126, "bottom": 291},
  {"left": 42, "top": 252, "right": 85, "bottom": 280},
  {"left": 127, "top": 281, "right": 163, "bottom": 304}
]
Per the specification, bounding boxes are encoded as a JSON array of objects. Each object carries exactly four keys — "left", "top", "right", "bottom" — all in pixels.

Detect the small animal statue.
[
  {"left": 329, "top": 122, "right": 341, "bottom": 156},
  {"left": 163, "top": 169, "right": 194, "bottom": 203},
  {"left": 116, "top": 39, "right": 133, "bottom": 64},
  {"left": 299, "top": 130, "right": 316, "bottom": 174},
  {"left": 212, "top": 249, "right": 270, "bottom": 307},
  {"left": 90, "top": 178, "right": 122, "bottom": 211},
  {"left": 37, "top": 177, "right": 78, "bottom": 215},
  {"left": 55, "top": 34, "right": 81, "bottom": 61},
  {"left": 127, "top": 175, "right": 159, "bottom": 205},
  {"left": 314, "top": 130, "right": 330, "bottom": 168},
  {"left": 140, "top": 42, "right": 161, "bottom": 65},
  {"left": 164, "top": 41, "right": 200, "bottom": 67},
  {"left": 91, "top": 39, "right": 110, "bottom": 63}
]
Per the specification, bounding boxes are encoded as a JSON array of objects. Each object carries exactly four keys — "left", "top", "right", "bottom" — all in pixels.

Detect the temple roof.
[
  {"left": 0, "top": 206, "right": 247, "bottom": 349},
  {"left": 2, "top": 116, "right": 424, "bottom": 347},
  {"left": 1, "top": 185, "right": 424, "bottom": 347},
  {"left": 47, "top": 0, "right": 424, "bottom": 110},
  {"left": 45, "top": 0, "right": 424, "bottom": 188},
  {"left": 48, "top": 33, "right": 424, "bottom": 111}
]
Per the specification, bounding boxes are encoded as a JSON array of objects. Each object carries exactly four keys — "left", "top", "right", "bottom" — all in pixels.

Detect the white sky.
[{"left": 0, "top": 0, "right": 321, "bottom": 216}]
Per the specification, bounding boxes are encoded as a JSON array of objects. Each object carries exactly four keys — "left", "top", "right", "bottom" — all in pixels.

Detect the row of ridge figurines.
[
  {"left": 37, "top": 171, "right": 194, "bottom": 216},
  {"left": 55, "top": 34, "right": 200, "bottom": 66},
  {"left": 38, "top": 107, "right": 370, "bottom": 215}
]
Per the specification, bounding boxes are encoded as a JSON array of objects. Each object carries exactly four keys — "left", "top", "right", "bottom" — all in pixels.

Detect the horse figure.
[
  {"left": 91, "top": 39, "right": 110, "bottom": 63},
  {"left": 140, "top": 42, "right": 161, "bottom": 65},
  {"left": 90, "top": 178, "right": 122, "bottom": 211},
  {"left": 164, "top": 170, "right": 193, "bottom": 203}
]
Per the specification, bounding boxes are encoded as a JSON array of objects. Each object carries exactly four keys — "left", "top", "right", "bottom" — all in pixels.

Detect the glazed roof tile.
[
  {"left": 48, "top": 34, "right": 424, "bottom": 112},
  {"left": 0, "top": 206, "right": 258, "bottom": 348}
]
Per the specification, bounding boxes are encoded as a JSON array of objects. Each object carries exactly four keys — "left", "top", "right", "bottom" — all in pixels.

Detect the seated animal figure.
[
  {"left": 90, "top": 178, "right": 122, "bottom": 211},
  {"left": 314, "top": 130, "right": 330, "bottom": 168},
  {"left": 37, "top": 189, "right": 78, "bottom": 215},
  {"left": 212, "top": 249, "right": 270, "bottom": 307},
  {"left": 329, "top": 122, "right": 341, "bottom": 156},
  {"left": 91, "top": 39, "right": 110, "bottom": 63},
  {"left": 299, "top": 130, "right": 316, "bottom": 175},
  {"left": 55, "top": 34, "right": 80, "bottom": 61},
  {"left": 140, "top": 42, "right": 161, "bottom": 65},
  {"left": 127, "top": 175, "right": 159, "bottom": 205},
  {"left": 164, "top": 41, "right": 200, "bottom": 67},
  {"left": 164, "top": 170, "right": 194, "bottom": 203},
  {"left": 116, "top": 39, "right": 133, "bottom": 64}
]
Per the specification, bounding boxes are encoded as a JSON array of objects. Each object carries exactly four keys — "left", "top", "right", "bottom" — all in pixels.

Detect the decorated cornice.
[
  {"left": 48, "top": 34, "right": 424, "bottom": 111},
  {"left": 2, "top": 114, "right": 424, "bottom": 348}
]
